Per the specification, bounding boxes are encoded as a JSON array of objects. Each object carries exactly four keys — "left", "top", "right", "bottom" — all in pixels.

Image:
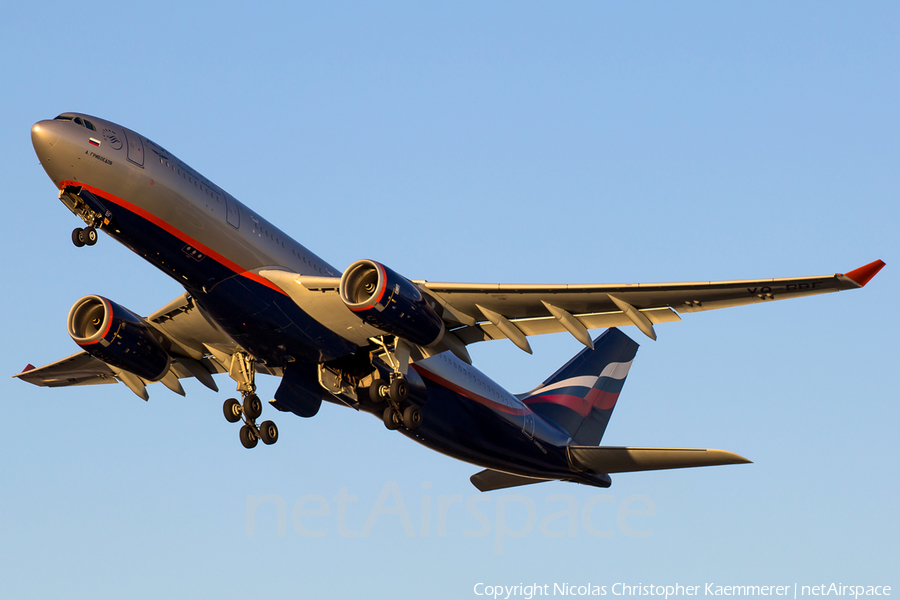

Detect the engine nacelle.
[
  {"left": 339, "top": 260, "right": 445, "bottom": 347},
  {"left": 68, "top": 295, "right": 171, "bottom": 382}
]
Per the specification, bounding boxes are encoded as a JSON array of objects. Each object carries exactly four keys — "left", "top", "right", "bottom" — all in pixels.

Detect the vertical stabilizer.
[{"left": 518, "top": 328, "right": 639, "bottom": 446}]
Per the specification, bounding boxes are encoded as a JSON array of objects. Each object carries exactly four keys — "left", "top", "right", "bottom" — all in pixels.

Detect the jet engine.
[
  {"left": 339, "top": 259, "right": 445, "bottom": 347},
  {"left": 67, "top": 295, "right": 171, "bottom": 381}
]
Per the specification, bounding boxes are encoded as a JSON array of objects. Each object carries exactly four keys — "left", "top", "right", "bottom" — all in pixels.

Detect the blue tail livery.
[{"left": 519, "top": 328, "right": 638, "bottom": 447}]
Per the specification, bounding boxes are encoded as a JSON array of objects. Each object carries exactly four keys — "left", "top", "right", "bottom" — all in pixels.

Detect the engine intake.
[
  {"left": 339, "top": 260, "right": 445, "bottom": 347},
  {"left": 68, "top": 295, "right": 171, "bottom": 381}
]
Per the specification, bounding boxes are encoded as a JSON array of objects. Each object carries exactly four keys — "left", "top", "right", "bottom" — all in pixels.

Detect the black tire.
[
  {"left": 390, "top": 378, "right": 409, "bottom": 402},
  {"left": 84, "top": 226, "right": 98, "bottom": 245},
  {"left": 239, "top": 425, "right": 258, "bottom": 449},
  {"left": 382, "top": 407, "right": 401, "bottom": 430},
  {"left": 72, "top": 228, "right": 85, "bottom": 247},
  {"left": 243, "top": 394, "right": 262, "bottom": 420},
  {"left": 402, "top": 405, "right": 423, "bottom": 430},
  {"left": 259, "top": 420, "right": 279, "bottom": 445},
  {"left": 223, "top": 398, "right": 242, "bottom": 423},
  {"left": 369, "top": 379, "right": 387, "bottom": 403}
]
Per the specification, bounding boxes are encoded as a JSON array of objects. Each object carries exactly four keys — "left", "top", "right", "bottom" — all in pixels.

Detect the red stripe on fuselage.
[
  {"left": 411, "top": 364, "right": 530, "bottom": 416},
  {"left": 60, "top": 180, "right": 286, "bottom": 296}
]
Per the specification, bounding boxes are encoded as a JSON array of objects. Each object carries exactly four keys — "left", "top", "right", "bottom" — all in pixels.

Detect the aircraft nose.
[{"left": 31, "top": 120, "right": 60, "bottom": 157}]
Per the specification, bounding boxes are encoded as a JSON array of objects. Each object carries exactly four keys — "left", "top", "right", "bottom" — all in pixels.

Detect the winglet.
[
  {"left": 843, "top": 260, "right": 885, "bottom": 287},
  {"left": 21, "top": 364, "right": 35, "bottom": 373}
]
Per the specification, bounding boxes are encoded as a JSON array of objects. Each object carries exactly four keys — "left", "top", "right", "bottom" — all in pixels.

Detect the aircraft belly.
[
  {"left": 398, "top": 381, "right": 573, "bottom": 480},
  {"left": 193, "top": 277, "right": 358, "bottom": 365}
]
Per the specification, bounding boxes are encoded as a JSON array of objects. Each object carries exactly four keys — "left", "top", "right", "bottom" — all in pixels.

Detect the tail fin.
[{"left": 519, "top": 327, "right": 639, "bottom": 446}]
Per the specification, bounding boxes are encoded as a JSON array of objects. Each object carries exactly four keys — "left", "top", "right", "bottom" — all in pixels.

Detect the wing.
[
  {"left": 12, "top": 293, "right": 269, "bottom": 400},
  {"left": 12, "top": 350, "right": 227, "bottom": 394},
  {"left": 261, "top": 260, "right": 884, "bottom": 354},
  {"left": 14, "top": 352, "right": 119, "bottom": 387},
  {"left": 420, "top": 259, "right": 885, "bottom": 350}
]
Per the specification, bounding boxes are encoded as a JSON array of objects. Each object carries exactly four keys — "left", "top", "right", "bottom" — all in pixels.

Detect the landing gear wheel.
[
  {"left": 402, "top": 405, "right": 423, "bottom": 431},
  {"left": 369, "top": 379, "right": 388, "bottom": 404},
  {"left": 83, "top": 226, "right": 98, "bottom": 246},
  {"left": 243, "top": 394, "right": 262, "bottom": 420},
  {"left": 223, "top": 398, "right": 242, "bottom": 423},
  {"left": 390, "top": 378, "right": 409, "bottom": 402},
  {"left": 382, "top": 407, "right": 402, "bottom": 430},
  {"left": 72, "top": 228, "right": 85, "bottom": 247},
  {"left": 259, "top": 420, "right": 279, "bottom": 445},
  {"left": 239, "top": 425, "right": 259, "bottom": 449}
]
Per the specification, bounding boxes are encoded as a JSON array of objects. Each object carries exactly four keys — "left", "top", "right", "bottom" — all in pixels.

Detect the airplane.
[{"left": 16, "top": 113, "right": 885, "bottom": 491}]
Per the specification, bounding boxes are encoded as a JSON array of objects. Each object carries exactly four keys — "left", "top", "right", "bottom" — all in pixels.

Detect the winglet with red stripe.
[{"left": 843, "top": 260, "right": 886, "bottom": 287}]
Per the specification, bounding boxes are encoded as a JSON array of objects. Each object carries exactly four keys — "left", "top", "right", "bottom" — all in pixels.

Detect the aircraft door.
[
  {"left": 123, "top": 129, "right": 144, "bottom": 166},
  {"left": 523, "top": 412, "right": 535, "bottom": 439},
  {"left": 225, "top": 195, "right": 240, "bottom": 229}
]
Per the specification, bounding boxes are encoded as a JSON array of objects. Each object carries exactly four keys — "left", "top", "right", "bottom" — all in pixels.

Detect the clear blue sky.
[{"left": 2, "top": 2, "right": 897, "bottom": 598}]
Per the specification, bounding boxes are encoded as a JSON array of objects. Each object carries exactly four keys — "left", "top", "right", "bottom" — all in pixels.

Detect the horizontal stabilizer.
[
  {"left": 470, "top": 469, "right": 553, "bottom": 492},
  {"left": 569, "top": 446, "right": 751, "bottom": 474}
]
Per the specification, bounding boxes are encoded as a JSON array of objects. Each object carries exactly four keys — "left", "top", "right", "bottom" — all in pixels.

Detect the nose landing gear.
[
  {"left": 59, "top": 186, "right": 103, "bottom": 248},
  {"left": 72, "top": 226, "right": 98, "bottom": 247}
]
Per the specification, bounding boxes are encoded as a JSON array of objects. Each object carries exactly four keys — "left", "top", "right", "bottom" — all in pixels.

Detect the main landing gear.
[
  {"left": 71, "top": 226, "right": 98, "bottom": 247},
  {"left": 368, "top": 375, "right": 422, "bottom": 432},
  {"left": 222, "top": 352, "right": 279, "bottom": 449},
  {"left": 223, "top": 395, "right": 279, "bottom": 448}
]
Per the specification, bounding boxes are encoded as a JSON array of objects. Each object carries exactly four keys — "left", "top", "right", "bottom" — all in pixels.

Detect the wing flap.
[
  {"left": 453, "top": 307, "right": 680, "bottom": 345},
  {"left": 569, "top": 446, "right": 751, "bottom": 474}
]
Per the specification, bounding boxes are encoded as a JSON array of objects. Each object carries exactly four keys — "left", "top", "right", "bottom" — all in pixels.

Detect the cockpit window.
[{"left": 53, "top": 114, "right": 94, "bottom": 129}]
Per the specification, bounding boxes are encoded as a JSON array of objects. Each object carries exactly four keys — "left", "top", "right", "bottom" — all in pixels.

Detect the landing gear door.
[{"left": 123, "top": 129, "right": 144, "bottom": 167}]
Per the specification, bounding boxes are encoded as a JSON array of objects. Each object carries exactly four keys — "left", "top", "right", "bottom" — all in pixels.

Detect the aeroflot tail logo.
[
  {"left": 522, "top": 360, "right": 634, "bottom": 416},
  {"left": 528, "top": 360, "right": 635, "bottom": 396}
]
